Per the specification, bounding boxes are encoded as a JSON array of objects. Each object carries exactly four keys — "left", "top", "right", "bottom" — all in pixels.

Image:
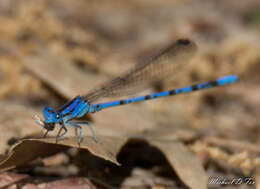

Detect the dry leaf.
[
  {"left": 0, "top": 139, "right": 66, "bottom": 171},
  {"left": 148, "top": 139, "right": 208, "bottom": 189},
  {"left": 0, "top": 136, "right": 127, "bottom": 171}
]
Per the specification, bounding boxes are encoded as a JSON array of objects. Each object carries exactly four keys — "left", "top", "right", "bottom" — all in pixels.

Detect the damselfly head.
[{"left": 43, "top": 122, "right": 55, "bottom": 131}]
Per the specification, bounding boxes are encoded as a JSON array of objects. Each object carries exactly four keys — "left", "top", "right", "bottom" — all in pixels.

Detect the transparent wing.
[{"left": 83, "top": 39, "right": 197, "bottom": 103}]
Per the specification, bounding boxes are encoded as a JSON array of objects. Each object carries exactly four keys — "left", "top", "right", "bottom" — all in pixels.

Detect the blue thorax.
[
  {"left": 42, "top": 96, "right": 91, "bottom": 130},
  {"left": 43, "top": 107, "right": 63, "bottom": 124}
]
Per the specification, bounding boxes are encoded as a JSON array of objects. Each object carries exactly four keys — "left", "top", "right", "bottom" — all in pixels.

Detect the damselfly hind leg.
[
  {"left": 76, "top": 121, "right": 98, "bottom": 143},
  {"left": 64, "top": 121, "right": 98, "bottom": 145}
]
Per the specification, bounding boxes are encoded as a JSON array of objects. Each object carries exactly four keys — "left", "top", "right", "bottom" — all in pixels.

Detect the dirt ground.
[{"left": 0, "top": 0, "right": 260, "bottom": 188}]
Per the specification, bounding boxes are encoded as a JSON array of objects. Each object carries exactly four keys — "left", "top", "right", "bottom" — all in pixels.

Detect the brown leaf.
[
  {"left": 35, "top": 136, "right": 126, "bottom": 165},
  {"left": 148, "top": 139, "right": 208, "bottom": 189},
  {"left": 0, "top": 139, "right": 66, "bottom": 171},
  {"left": 0, "top": 136, "right": 128, "bottom": 171}
]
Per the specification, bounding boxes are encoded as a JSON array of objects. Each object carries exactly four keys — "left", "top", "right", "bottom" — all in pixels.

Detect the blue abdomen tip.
[{"left": 218, "top": 75, "right": 238, "bottom": 85}]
